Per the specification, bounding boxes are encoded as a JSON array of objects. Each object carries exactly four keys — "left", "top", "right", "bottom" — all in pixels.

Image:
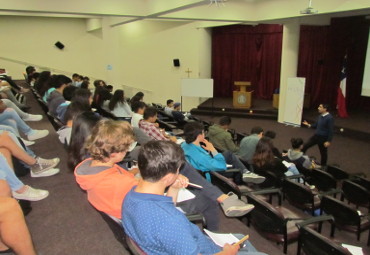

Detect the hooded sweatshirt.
[
  {"left": 286, "top": 149, "right": 312, "bottom": 169},
  {"left": 74, "top": 158, "right": 138, "bottom": 219},
  {"left": 207, "top": 125, "right": 238, "bottom": 153}
]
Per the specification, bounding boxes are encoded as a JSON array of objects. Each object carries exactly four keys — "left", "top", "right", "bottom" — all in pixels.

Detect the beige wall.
[{"left": 0, "top": 15, "right": 212, "bottom": 110}]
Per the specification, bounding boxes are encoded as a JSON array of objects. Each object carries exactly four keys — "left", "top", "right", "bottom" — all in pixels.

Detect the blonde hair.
[{"left": 86, "top": 119, "right": 134, "bottom": 162}]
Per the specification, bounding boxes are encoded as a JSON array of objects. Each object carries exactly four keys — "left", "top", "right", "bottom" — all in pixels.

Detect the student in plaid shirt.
[{"left": 139, "top": 107, "right": 177, "bottom": 142}]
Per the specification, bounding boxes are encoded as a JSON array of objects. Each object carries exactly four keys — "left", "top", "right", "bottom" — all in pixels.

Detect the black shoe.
[{"left": 20, "top": 106, "right": 31, "bottom": 112}]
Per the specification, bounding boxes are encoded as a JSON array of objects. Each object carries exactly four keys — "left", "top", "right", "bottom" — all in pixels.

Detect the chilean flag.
[{"left": 337, "top": 55, "right": 349, "bottom": 118}]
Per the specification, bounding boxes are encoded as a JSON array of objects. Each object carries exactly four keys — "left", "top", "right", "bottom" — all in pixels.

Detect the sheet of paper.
[
  {"left": 342, "top": 244, "right": 363, "bottom": 255},
  {"left": 176, "top": 188, "right": 195, "bottom": 203},
  {"left": 204, "top": 229, "right": 240, "bottom": 247},
  {"left": 176, "top": 138, "right": 185, "bottom": 144}
]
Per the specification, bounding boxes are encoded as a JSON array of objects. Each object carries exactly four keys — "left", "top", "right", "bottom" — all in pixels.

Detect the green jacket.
[{"left": 207, "top": 125, "right": 239, "bottom": 153}]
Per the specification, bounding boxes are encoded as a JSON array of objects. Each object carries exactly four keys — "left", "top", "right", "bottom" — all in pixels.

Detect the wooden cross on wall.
[{"left": 185, "top": 68, "right": 192, "bottom": 78}]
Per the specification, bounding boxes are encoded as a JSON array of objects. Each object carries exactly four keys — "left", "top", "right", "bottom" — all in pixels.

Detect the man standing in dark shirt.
[{"left": 302, "top": 104, "right": 334, "bottom": 166}]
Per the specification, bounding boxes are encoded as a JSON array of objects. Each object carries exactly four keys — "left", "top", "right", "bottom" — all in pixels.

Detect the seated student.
[
  {"left": 47, "top": 75, "right": 72, "bottom": 117},
  {"left": 164, "top": 99, "right": 174, "bottom": 116},
  {"left": 181, "top": 122, "right": 265, "bottom": 184},
  {"left": 55, "top": 85, "right": 78, "bottom": 122},
  {"left": 238, "top": 127, "right": 264, "bottom": 164},
  {"left": 0, "top": 72, "right": 29, "bottom": 93},
  {"left": 71, "top": 73, "right": 83, "bottom": 87},
  {"left": 285, "top": 138, "right": 318, "bottom": 170},
  {"left": 0, "top": 152, "right": 49, "bottom": 201},
  {"left": 0, "top": 81, "right": 28, "bottom": 110},
  {"left": 171, "top": 102, "right": 189, "bottom": 124},
  {"left": 0, "top": 181, "right": 37, "bottom": 254},
  {"left": 92, "top": 80, "right": 111, "bottom": 108},
  {"left": 57, "top": 101, "right": 94, "bottom": 146},
  {"left": 0, "top": 102, "right": 48, "bottom": 141},
  {"left": 139, "top": 106, "right": 177, "bottom": 142},
  {"left": 58, "top": 88, "right": 92, "bottom": 124},
  {"left": 0, "top": 131, "right": 59, "bottom": 177},
  {"left": 1, "top": 99, "right": 41, "bottom": 122},
  {"left": 34, "top": 71, "right": 52, "bottom": 99},
  {"left": 263, "top": 130, "right": 282, "bottom": 159},
  {"left": 74, "top": 120, "right": 252, "bottom": 230},
  {"left": 129, "top": 92, "right": 144, "bottom": 106},
  {"left": 208, "top": 116, "right": 238, "bottom": 153},
  {"left": 252, "top": 137, "right": 300, "bottom": 179},
  {"left": 122, "top": 140, "right": 267, "bottom": 255},
  {"left": 105, "top": 89, "right": 132, "bottom": 120},
  {"left": 130, "top": 101, "right": 146, "bottom": 128}
]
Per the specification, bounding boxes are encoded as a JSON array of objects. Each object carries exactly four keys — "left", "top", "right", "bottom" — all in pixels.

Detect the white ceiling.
[{"left": 0, "top": 0, "right": 369, "bottom": 27}]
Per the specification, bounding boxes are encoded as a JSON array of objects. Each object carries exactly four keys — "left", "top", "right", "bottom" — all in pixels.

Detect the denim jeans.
[
  {"left": 2, "top": 98, "right": 28, "bottom": 118},
  {"left": 0, "top": 153, "right": 24, "bottom": 191},
  {"left": 0, "top": 108, "right": 32, "bottom": 136}
]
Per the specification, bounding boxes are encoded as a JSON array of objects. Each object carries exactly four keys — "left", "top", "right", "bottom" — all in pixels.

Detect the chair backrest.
[
  {"left": 255, "top": 170, "right": 282, "bottom": 189},
  {"left": 352, "top": 176, "right": 370, "bottom": 191},
  {"left": 310, "top": 169, "right": 337, "bottom": 192},
  {"left": 96, "top": 210, "right": 128, "bottom": 250},
  {"left": 326, "top": 165, "right": 349, "bottom": 180},
  {"left": 210, "top": 171, "right": 242, "bottom": 198},
  {"left": 126, "top": 235, "right": 147, "bottom": 255},
  {"left": 298, "top": 225, "right": 352, "bottom": 255},
  {"left": 342, "top": 180, "right": 370, "bottom": 208},
  {"left": 246, "top": 194, "right": 286, "bottom": 235},
  {"left": 282, "top": 179, "right": 316, "bottom": 212},
  {"left": 320, "top": 196, "right": 360, "bottom": 226}
]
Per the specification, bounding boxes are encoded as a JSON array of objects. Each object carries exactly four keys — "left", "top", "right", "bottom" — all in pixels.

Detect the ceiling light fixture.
[
  {"left": 300, "top": 0, "right": 318, "bottom": 14},
  {"left": 209, "top": 0, "right": 228, "bottom": 7}
]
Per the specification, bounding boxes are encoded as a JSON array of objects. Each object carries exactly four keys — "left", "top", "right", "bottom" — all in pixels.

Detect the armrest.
[
  {"left": 318, "top": 189, "right": 342, "bottom": 198},
  {"left": 296, "top": 215, "right": 335, "bottom": 228},
  {"left": 245, "top": 188, "right": 281, "bottom": 196},
  {"left": 225, "top": 168, "right": 240, "bottom": 173},
  {"left": 285, "top": 174, "right": 305, "bottom": 180}
]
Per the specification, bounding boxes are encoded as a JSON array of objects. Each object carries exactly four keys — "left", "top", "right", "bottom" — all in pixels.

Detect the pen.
[
  {"left": 233, "top": 235, "right": 249, "bottom": 246},
  {"left": 187, "top": 182, "right": 203, "bottom": 189}
]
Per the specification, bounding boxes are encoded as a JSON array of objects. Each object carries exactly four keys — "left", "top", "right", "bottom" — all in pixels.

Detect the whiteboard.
[
  {"left": 181, "top": 79, "right": 213, "bottom": 98},
  {"left": 283, "top": 77, "right": 306, "bottom": 127}
]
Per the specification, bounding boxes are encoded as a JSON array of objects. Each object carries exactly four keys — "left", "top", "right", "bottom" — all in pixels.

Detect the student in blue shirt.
[{"left": 122, "top": 140, "right": 267, "bottom": 255}]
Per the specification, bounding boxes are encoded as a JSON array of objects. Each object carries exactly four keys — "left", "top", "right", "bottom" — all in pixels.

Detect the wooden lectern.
[{"left": 233, "top": 81, "right": 252, "bottom": 108}]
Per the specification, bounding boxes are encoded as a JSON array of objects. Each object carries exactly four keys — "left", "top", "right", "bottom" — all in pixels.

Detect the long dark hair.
[
  {"left": 68, "top": 112, "right": 101, "bottom": 170},
  {"left": 72, "top": 89, "right": 92, "bottom": 109},
  {"left": 252, "top": 137, "right": 274, "bottom": 168},
  {"left": 108, "top": 89, "right": 125, "bottom": 111},
  {"left": 34, "top": 71, "right": 51, "bottom": 96}
]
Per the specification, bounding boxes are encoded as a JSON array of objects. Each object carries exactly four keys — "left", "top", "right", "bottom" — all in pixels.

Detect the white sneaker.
[
  {"left": 23, "top": 114, "right": 42, "bottom": 121},
  {"left": 242, "top": 171, "right": 266, "bottom": 184},
  {"left": 27, "top": 129, "right": 49, "bottom": 141},
  {"left": 20, "top": 138, "right": 35, "bottom": 146},
  {"left": 31, "top": 157, "right": 60, "bottom": 174},
  {"left": 31, "top": 168, "right": 60, "bottom": 178},
  {"left": 12, "top": 186, "right": 49, "bottom": 201}
]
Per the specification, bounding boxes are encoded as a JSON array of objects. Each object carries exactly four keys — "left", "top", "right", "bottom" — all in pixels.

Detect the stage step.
[{"left": 190, "top": 108, "right": 277, "bottom": 120}]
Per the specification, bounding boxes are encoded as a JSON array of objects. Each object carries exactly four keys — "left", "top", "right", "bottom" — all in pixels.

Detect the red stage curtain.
[
  {"left": 298, "top": 16, "right": 370, "bottom": 111},
  {"left": 212, "top": 24, "right": 283, "bottom": 99}
]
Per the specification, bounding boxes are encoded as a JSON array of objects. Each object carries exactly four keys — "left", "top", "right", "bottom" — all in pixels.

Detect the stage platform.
[{"left": 191, "top": 97, "right": 370, "bottom": 143}]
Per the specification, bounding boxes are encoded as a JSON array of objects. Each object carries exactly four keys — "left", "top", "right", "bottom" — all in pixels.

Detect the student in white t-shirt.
[{"left": 130, "top": 101, "right": 146, "bottom": 128}]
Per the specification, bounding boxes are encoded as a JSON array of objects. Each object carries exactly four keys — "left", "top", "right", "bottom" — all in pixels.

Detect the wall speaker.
[
  {"left": 173, "top": 59, "right": 180, "bottom": 67},
  {"left": 55, "top": 41, "right": 65, "bottom": 50}
]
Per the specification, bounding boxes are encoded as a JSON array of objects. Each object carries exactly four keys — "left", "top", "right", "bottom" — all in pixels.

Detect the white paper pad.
[
  {"left": 341, "top": 244, "right": 363, "bottom": 255},
  {"left": 176, "top": 188, "right": 195, "bottom": 203},
  {"left": 176, "top": 138, "right": 185, "bottom": 144},
  {"left": 204, "top": 229, "right": 240, "bottom": 247}
]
